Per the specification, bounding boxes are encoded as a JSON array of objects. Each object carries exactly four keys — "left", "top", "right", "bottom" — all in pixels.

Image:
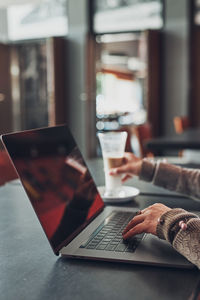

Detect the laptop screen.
[{"left": 2, "top": 125, "right": 104, "bottom": 254}]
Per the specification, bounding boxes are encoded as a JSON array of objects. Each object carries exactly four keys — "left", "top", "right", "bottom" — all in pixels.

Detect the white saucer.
[{"left": 97, "top": 186, "right": 140, "bottom": 203}]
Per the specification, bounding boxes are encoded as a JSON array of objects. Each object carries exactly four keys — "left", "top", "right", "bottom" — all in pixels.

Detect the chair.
[
  {"left": 0, "top": 150, "right": 18, "bottom": 186},
  {"left": 173, "top": 116, "right": 200, "bottom": 161},
  {"left": 173, "top": 116, "right": 190, "bottom": 157},
  {"left": 131, "top": 123, "right": 153, "bottom": 157},
  {"left": 173, "top": 116, "right": 190, "bottom": 134}
]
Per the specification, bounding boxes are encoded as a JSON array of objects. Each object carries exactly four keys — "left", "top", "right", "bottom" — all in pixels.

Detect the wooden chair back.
[
  {"left": 132, "top": 123, "right": 153, "bottom": 157},
  {"left": 173, "top": 116, "right": 190, "bottom": 134}
]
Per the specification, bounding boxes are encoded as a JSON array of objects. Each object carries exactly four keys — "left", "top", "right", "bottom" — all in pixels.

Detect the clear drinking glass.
[{"left": 98, "top": 131, "right": 127, "bottom": 197}]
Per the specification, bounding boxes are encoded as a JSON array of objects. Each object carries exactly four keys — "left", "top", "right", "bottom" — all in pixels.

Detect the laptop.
[{"left": 1, "top": 124, "right": 195, "bottom": 268}]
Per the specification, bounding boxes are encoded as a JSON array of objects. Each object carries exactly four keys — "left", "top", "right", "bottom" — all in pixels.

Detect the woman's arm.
[
  {"left": 110, "top": 152, "right": 200, "bottom": 200},
  {"left": 140, "top": 158, "right": 200, "bottom": 201}
]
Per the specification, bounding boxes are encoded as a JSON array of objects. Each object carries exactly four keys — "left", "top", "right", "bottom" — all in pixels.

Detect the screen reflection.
[{"left": 3, "top": 126, "right": 104, "bottom": 253}]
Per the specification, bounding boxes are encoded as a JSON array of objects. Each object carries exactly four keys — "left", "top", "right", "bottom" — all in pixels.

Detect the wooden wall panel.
[
  {"left": 0, "top": 44, "right": 12, "bottom": 135},
  {"left": 48, "top": 37, "right": 67, "bottom": 125},
  {"left": 146, "top": 30, "right": 162, "bottom": 137}
]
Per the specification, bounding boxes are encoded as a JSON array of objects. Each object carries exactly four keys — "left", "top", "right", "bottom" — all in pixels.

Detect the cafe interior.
[
  {"left": 1, "top": 1, "right": 200, "bottom": 300},
  {"left": 1, "top": 0, "right": 200, "bottom": 161}
]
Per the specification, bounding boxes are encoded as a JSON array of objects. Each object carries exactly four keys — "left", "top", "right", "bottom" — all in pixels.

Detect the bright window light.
[
  {"left": 96, "top": 73, "right": 143, "bottom": 115},
  {"left": 7, "top": 0, "right": 68, "bottom": 41}
]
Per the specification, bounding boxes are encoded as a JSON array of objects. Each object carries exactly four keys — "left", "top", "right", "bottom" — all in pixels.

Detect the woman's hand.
[
  {"left": 123, "top": 203, "right": 171, "bottom": 239},
  {"left": 109, "top": 152, "right": 142, "bottom": 182}
]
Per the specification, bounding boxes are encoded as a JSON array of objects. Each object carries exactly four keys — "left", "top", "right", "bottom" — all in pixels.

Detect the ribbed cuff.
[
  {"left": 173, "top": 218, "right": 200, "bottom": 249},
  {"left": 156, "top": 208, "right": 198, "bottom": 242},
  {"left": 139, "top": 158, "right": 156, "bottom": 182}
]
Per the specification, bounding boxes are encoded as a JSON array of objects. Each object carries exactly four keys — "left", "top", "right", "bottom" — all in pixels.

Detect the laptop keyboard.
[{"left": 80, "top": 211, "right": 145, "bottom": 253}]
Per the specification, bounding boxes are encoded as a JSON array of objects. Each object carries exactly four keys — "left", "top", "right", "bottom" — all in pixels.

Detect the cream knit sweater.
[{"left": 139, "top": 159, "right": 200, "bottom": 269}]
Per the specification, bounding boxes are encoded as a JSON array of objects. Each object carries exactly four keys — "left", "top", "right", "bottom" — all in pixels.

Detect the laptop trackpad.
[{"left": 138, "top": 234, "right": 192, "bottom": 266}]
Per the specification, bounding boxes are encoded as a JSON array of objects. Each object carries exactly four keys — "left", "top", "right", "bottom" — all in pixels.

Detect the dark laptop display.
[{"left": 2, "top": 126, "right": 104, "bottom": 254}]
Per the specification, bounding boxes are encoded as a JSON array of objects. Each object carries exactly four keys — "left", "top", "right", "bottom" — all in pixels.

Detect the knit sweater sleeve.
[
  {"left": 139, "top": 158, "right": 200, "bottom": 201},
  {"left": 139, "top": 159, "right": 200, "bottom": 268},
  {"left": 156, "top": 209, "right": 200, "bottom": 268}
]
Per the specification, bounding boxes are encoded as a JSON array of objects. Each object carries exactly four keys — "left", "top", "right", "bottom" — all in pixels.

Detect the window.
[{"left": 95, "top": 32, "right": 147, "bottom": 133}]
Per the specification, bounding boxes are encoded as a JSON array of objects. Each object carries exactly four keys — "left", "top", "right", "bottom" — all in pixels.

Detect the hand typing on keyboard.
[
  {"left": 81, "top": 211, "right": 144, "bottom": 253},
  {"left": 122, "top": 204, "right": 171, "bottom": 240}
]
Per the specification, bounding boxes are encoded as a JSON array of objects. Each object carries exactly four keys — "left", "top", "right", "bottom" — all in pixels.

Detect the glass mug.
[{"left": 98, "top": 131, "right": 127, "bottom": 197}]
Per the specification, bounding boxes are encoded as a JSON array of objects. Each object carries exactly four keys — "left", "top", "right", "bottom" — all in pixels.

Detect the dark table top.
[
  {"left": 1, "top": 159, "right": 200, "bottom": 300},
  {"left": 145, "top": 128, "right": 200, "bottom": 152}
]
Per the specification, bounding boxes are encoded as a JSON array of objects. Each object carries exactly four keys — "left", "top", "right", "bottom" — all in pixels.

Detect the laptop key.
[
  {"left": 87, "top": 244, "right": 97, "bottom": 249},
  {"left": 115, "top": 243, "right": 127, "bottom": 252},
  {"left": 110, "top": 242, "right": 119, "bottom": 246},
  {"left": 96, "top": 244, "right": 107, "bottom": 250},
  {"left": 125, "top": 246, "right": 136, "bottom": 253},
  {"left": 106, "top": 244, "right": 118, "bottom": 251}
]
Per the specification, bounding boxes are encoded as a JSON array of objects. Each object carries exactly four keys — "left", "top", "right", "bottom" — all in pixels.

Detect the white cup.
[{"left": 98, "top": 131, "right": 127, "bottom": 197}]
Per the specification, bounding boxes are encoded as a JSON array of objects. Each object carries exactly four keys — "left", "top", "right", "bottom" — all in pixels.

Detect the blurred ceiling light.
[
  {"left": 96, "top": 33, "right": 139, "bottom": 43},
  {"left": 94, "top": 1, "right": 163, "bottom": 33},
  {"left": 6, "top": 0, "right": 68, "bottom": 41},
  {"left": 0, "top": 0, "right": 41, "bottom": 8}
]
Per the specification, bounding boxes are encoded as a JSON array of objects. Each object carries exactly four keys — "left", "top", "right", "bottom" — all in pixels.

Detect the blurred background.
[{"left": 0, "top": 0, "right": 199, "bottom": 159}]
